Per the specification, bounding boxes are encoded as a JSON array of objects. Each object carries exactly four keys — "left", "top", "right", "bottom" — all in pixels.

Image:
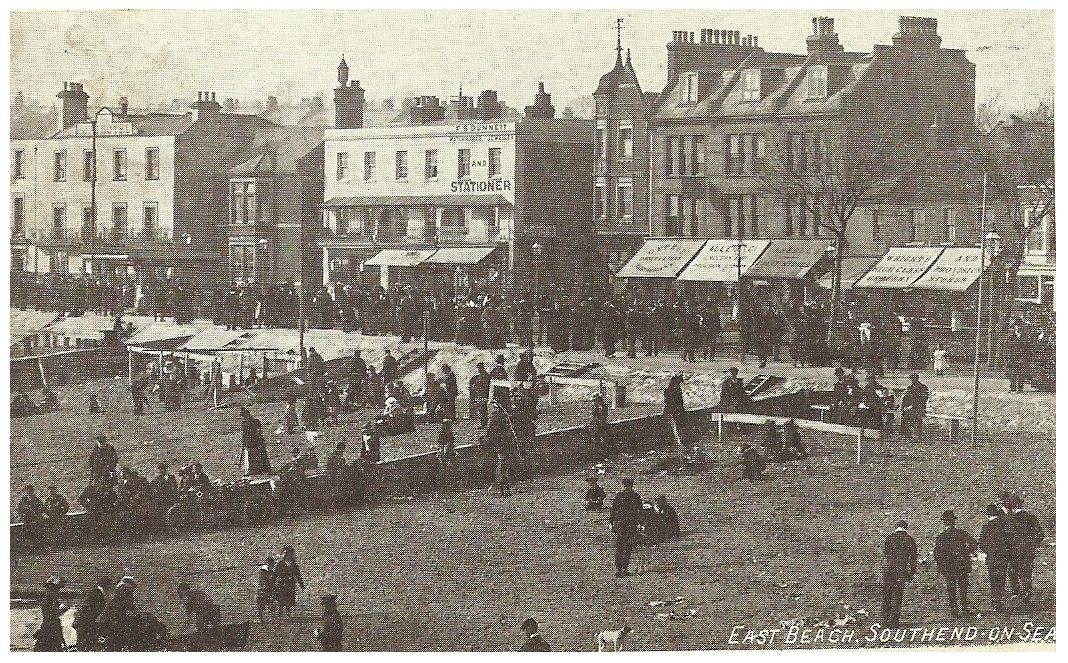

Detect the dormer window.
[
  {"left": 742, "top": 69, "right": 762, "bottom": 101},
  {"left": 681, "top": 72, "right": 699, "bottom": 103},
  {"left": 807, "top": 65, "right": 828, "bottom": 99}
]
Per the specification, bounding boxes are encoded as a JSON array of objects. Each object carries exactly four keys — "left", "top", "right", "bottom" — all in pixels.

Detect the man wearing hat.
[
  {"left": 590, "top": 393, "right": 610, "bottom": 453},
  {"left": 979, "top": 503, "right": 1011, "bottom": 612},
  {"left": 584, "top": 477, "right": 607, "bottom": 510},
  {"left": 609, "top": 478, "right": 644, "bottom": 577},
  {"left": 718, "top": 367, "right": 747, "bottom": 414},
  {"left": 490, "top": 354, "right": 512, "bottom": 412},
  {"left": 17, "top": 485, "right": 48, "bottom": 546},
  {"left": 900, "top": 373, "right": 929, "bottom": 441},
  {"left": 1004, "top": 493, "right": 1046, "bottom": 606},
  {"left": 33, "top": 576, "right": 69, "bottom": 651},
  {"left": 469, "top": 362, "right": 491, "bottom": 428},
  {"left": 881, "top": 520, "right": 917, "bottom": 627},
  {"left": 315, "top": 595, "right": 344, "bottom": 651},
  {"left": 518, "top": 617, "right": 551, "bottom": 651},
  {"left": 88, "top": 435, "right": 118, "bottom": 485},
  {"left": 73, "top": 576, "right": 110, "bottom": 650},
  {"left": 933, "top": 510, "right": 978, "bottom": 617}
]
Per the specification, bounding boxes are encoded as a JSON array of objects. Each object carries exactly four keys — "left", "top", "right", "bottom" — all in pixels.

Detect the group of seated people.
[
  {"left": 738, "top": 418, "right": 807, "bottom": 481},
  {"left": 828, "top": 367, "right": 894, "bottom": 429},
  {"left": 11, "top": 388, "right": 60, "bottom": 418}
]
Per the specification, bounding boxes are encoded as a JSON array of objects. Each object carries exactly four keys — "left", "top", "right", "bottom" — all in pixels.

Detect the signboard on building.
[
  {"left": 910, "top": 247, "right": 989, "bottom": 291},
  {"left": 748, "top": 239, "right": 833, "bottom": 280},
  {"left": 853, "top": 246, "right": 944, "bottom": 289},
  {"left": 616, "top": 238, "right": 706, "bottom": 278},
  {"left": 677, "top": 239, "right": 770, "bottom": 282}
]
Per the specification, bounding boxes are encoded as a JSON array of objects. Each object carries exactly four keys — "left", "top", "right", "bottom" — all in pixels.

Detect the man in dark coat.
[
  {"left": 978, "top": 503, "right": 1011, "bottom": 612},
  {"left": 177, "top": 582, "right": 222, "bottom": 649},
  {"left": 74, "top": 577, "right": 110, "bottom": 650},
  {"left": 439, "top": 364, "right": 459, "bottom": 419},
  {"left": 469, "top": 362, "right": 491, "bottom": 428},
  {"left": 609, "top": 477, "right": 643, "bottom": 577},
  {"left": 381, "top": 349, "right": 398, "bottom": 384},
  {"left": 590, "top": 393, "right": 611, "bottom": 453},
  {"left": 900, "top": 373, "right": 929, "bottom": 441},
  {"left": 718, "top": 367, "right": 747, "bottom": 413},
  {"left": 239, "top": 407, "right": 270, "bottom": 475},
  {"left": 518, "top": 617, "right": 551, "bottom": 651},
  {"left": 1005, "top": 493, "right": 1046, "bottom": 606},
  {"left": 664, "top": 375, "right": 686, "bottom": 449},
  {"left": 17, "top": 485, "right": 48, "bottom": 545},
  {"left": 89, "top": 435, "right": 118, "bottom": 484},
  {"left": 933, "top": 510, "right": 978, "bottom": 617},
  {"left": 882, "top": 520, "right": 917, "bottom": 627},
  {"left": 316, "top": 595, "right": 344, "bottom": 651},
  {"left": 584, "top": 477, "right": 607, "bottom": 510}
]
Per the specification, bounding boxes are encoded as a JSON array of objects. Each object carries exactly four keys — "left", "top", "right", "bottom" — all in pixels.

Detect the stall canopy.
[
  {"left": 423, "top": 246, "right": 497, "bottom": 265},
  {"left": 677, "top": 239, "right": 770, "bottom": 282},
  {"left": 747, "top": 239, "right": 834, "bottom": 280},
  {"left": 323, "top": 194, "right": 510, "bottom": 208},
  {"left": 616, "top": 238, "right": 707, "bottom": 278},
  {"left": 364, "top": 248, "right": 438, "bottom": 267},
  {"left": 910, "top": 247, "right": 990, "bottom": 291},
  {"left": 853, "top": 246, "right": 944, "bottom": 289},
  {"left": 816, "top": 256, "right": 881, "bottom": 290}
]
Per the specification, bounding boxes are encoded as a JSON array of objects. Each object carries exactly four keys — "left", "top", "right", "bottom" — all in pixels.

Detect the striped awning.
[
  {"left": 323, "top": 194, "right": 510, "bottom": 208},
  {"left": 424, "top": 246, "right": 498, "bottom": 265}
]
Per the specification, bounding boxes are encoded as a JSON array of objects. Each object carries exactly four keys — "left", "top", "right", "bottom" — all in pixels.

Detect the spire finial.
[
  {"left": 625, "top": 48, "right": 632, "bottom": 67},
  {"left": 616, "top": 17, "right": 624, "bottom": 57}
]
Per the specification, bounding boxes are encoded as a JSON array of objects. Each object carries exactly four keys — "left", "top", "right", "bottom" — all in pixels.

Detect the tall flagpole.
[{"left": 971, "top": 171, "right": 988, "bottom": 447}]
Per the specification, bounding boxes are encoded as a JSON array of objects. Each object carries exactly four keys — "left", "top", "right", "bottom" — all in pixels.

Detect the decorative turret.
[
  {"left": 524, "top": 82, "right": 556, "bottom": 119},
  {"left": 334, "top": 56, "right": 365, "bottom": 129}
]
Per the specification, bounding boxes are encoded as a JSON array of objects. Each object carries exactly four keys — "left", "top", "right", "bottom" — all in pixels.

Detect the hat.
[
  {"left": 119, "top": 576, "right": 137, "bottom": 588},
  {"left": 321, "top": 594, "right": 338, "bottom": 606},
  {"left": 42, "top": 575, "right": 64, "bottom": 588},
  {"left": 520, "top": 618, "right": 538, "bottom": 633},
  {"left": 621, "top": 477, "right": 635, "bottom": 487},
  {"left": 941, "top": 510, "right": 957, "bottom": 523},
  {"left": 985, "top": 503, "right": 1003, "bottom": 517},
  {"left": 909, "top": 373, "right": 919, "bottom": 380},
  {"left": 95, "top": 435, "right": 107, "bottom": 443},
  {"left": 895, "top": 520, "right": 908, "bottom": 530},
  {"left": 585, "top": 477, "right": 599, "bottom": 483},
  {"left": 495, "top": 354, "right": 506, "bottom": 364}
]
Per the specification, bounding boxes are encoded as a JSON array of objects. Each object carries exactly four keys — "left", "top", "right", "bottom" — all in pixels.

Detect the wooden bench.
[{"left": 927, "top": 412, "right": 970, "bottom": 442}]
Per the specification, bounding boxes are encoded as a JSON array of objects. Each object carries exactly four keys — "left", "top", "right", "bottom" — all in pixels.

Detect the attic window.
[
  {"left": 807, "top": 65, "right": 828, "bottom": 99},
  {"left": 742, "top": 69, "right": 762, "bottom": 101},
  {"left": 681, "top": 72, "right": 699, "bottom": 103}
]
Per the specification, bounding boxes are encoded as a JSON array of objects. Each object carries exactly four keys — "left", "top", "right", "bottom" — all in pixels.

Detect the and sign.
[
  {"left": 677, "top": 239, "right": 771, "bottom": 282},
  {"left": 910, "top": 247, "right": 989, "bottom": 291},
  {"left": 748, "top": 239, "right": 833, "bottom": 280},
  {"left": 616, "top": 238, "right": 706, "bottom": 278},
  {"left": 853, "top": 247, "right": 944, "bottom": 289}
]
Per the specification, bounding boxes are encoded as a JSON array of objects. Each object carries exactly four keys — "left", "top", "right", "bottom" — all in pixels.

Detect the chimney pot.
[
  {"left": 197, "top": 92, "right": 203, "bottom": 102},
  {"left": 753, "top": 35, "right": 759, "bottom": 48},
  {"left": 210, "top": 92, "right": 216, "bottom": 102}
]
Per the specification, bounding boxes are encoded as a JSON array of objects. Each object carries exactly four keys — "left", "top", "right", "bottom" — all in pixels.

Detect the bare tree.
[{"left": 757, "top": 135, "right": 901, "bottom": 346}]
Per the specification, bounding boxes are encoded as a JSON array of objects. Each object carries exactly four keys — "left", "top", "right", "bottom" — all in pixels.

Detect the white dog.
[{"left": 596, "top": 626, "right": 633, "bottom": 651}]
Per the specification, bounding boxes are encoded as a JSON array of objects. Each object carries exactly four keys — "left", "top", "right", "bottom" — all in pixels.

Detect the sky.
[{"left": 10, "top": 9, "right": 1055, "bottom": 114}]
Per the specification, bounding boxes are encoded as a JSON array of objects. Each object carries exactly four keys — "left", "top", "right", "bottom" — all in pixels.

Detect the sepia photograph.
[{"left": 7, "top": 6, "right": 1056, "bottom": 652}]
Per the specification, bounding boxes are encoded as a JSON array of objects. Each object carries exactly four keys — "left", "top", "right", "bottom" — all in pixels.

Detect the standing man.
[
  {"left": 440, "top": 363, "right": 459, "bottom": 420},
  {"left": 1005, "top": 493, "right": 1046, "bottom": 607},
  {"left": 239, "top": 406, "right": 271, "bottom": 476},
  {"left": 73, "top": 576, "right": 110, "bottom": 650},
  {"left": 664, "top": 374, "right": 686, "bottom": 450},
  {"left": 978, "top": 503, "right": 1011, "bottom": 613},
  {"left": 718, "top": 367, "right": 747, "bottom": 414},
  {"left": 881, "top": 520, "right": 917, "bottom": 628},
  {"left": 609, "top": 477, "right": 643, "bottom": 577},
  {"left": 933, "top": 510, "right": 978, "bottom": 618},
  {"left": 590, "top": 393, "right": 610, "bottom": 454},
  {"left": 900, "top": 373, "right": 929, "bottom": 441},
  {"left": 380, "top": 349, "right": 398, "bottom": 384},
  {"left": 469, "top": 362, "right": 491, "bottom": 428},
  {"left": 88, "top": 435, "right": 118, "bottom": 485},
  {"left": 315, "top": 595, "right": 344, "bottom": 651}
]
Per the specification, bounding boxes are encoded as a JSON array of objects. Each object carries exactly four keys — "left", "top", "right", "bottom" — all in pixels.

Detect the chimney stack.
[
  {"left": 266, "top": 95, "right": 279, "bottom": 113},
  {"left": 119, "top": 96, "right": 129, "bottom": 117},
  {"left": 476, "top": 89, "right": 502, "bottom": 123},
  {"left": 893, "top": 16, "right": 942, "bottom": 49},
  {"left": 524, "top": 81, "right": 556, "bottom": 119},
  {"left": 807, "top": 15, "right": 844, "bottom": 54},
  {"left": 334, "top": 59, "right": 365, "bottom": 129},
  {"left": 57, "top": 81, "right": 89, "bottom": 129},
  {"left": 190, "top": 90, "right": 222, "bottom": 122}
]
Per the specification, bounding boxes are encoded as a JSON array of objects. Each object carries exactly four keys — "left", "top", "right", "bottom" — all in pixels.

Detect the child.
[
  {"left": 254, "top": 554, "right": 276, "bottom": 621},
  {"left": 932, "top": 344, "right": 948, "bottom": 376},
  {"left": 89, "top": 394, "right": 102, "bottom": 414}
]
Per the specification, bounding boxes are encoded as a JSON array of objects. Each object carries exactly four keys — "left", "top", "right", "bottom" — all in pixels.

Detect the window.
[
  {"left": 666, "top": 195, "right": 681, "bottom": 235},
  {"left": 488, "top": 147, "right": 502, "bottom": 178},
  {"left": 143, "top": 203, "right": 158, "bottom": 239},
  {"left": 871, "top": 210, "right": 881, "bottom": 241},
  {"left": 230, "top": 181, "right": 255, "bottom": 224},
  {"left": 336, "top": 152, "right": 349, "bottom": 181},
  {"left": 145, "top": 147, "right": 159, "bottom": 180},
  {"left": 796, "top": 197, "right": 810, "bottom": 236},
  {"left": 13, "top": 149, "right": 25, "bottom": 179},
  {"left": 676, "top": 137, "right": 687, "bottom": 176},
  {"left": 112, "top": 204, "right": 128, "bottom": 240},
  {"left": 82, "top": 206, "right": 94, "bottom": 238},
  {"left": 441, "top": 207, "right": 466, "bottom": 228},
  {"left": 743, "top": 69, "right": 762, "bottom": 101},
  {"left": 596, "top": 127, "right": 607, "bottom": 160},
  {"left": 53, "top": 151, "right": 67, "bottom": 182},
  {"left": 616, "top": 178, "right": 633, "bottom": 218},
  {"left": 665, "top": 137, "right": 676, "bottom": 176},
  {"left": 231, "top": 245, "right": 255, "bottom": 283},
  {"left": 725, "top": 196, "right": 743, "bottom": 236},
  {"left": 784, "top": 201, "right": 794, "bottom": 237},
  {"left": 83, "top": 150, "right": 95, "bottom": 182},
  {"left": 13, "top": 196, "right": 25, "bottom": 235},
  {"left": 363, "top": 151, "right": 376, "bottom": 180},
  {"left": 395, "top": 151, "right": 408, "bottom": 180},
  {"left": 693, "top": 136, "right": 705, "bottom": 176},
  {"left": 1026, "top": 211, "right": 1047, "bottom": 254},
  {"left": 595, "top": 178, "right": 607, "bottom": 221},
  {"left": 52, "top": 204, "right": 66, "bottom": 239},
  {"left": 942, "top": 208, "right": 957, "bottom": 244},
  {"left": 681, "top": 72, "right": 699, "bottom": 103},
  {"left": 425, "top": 149, "right": 438, "bottom": 179},
  {"left": 619, "top": 125, "right": 633, "bottom": 160},
  {"left": 807, "top": 65, "right": 828, "bottom": 98},
  {"left": 334, "top": 208, "right": 351, "bottom": 235},
  {"left": 905, "top": 209, "right": 917, "bottom": 242},
  {"left": 113, "top": 149, "right": 127, "bottom": 180},
  {"left": 726, "top": 134, "right": 765, "bottom": 175},
  {"left": 752, "top": 134, "right": 767, "bottom": 172},
  {"left": 458, "top": 149, "right": 471, "bottom": 178}
]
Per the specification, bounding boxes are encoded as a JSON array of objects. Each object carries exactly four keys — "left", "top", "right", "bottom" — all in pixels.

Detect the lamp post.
[
  {"left": 984, "top": 230, "right": 1001, "bottom": 370},
  {"left": 531, "top": 242, "right": 543, "bottom": 297},
  {"left": 971, "top": 172, "right": 989, "bottom": 447}
]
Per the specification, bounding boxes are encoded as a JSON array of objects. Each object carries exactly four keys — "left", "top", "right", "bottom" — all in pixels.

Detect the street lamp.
[
  {"left": 971, "top": 173, "right": 990, "bottom": 447},
  {"left": 531, "top": 242, "right": 543, "bottom": 297}
]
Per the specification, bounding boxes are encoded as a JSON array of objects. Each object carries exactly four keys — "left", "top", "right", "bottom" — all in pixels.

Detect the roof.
[
  {"left": 323, "top": 194, "right": 511, "bottom": 208},
  {"left": 127, "top": 113, "right": 197, "bottom": 136},
  {"left": 595, "top": 50, "right": 643, "bottom": 96},
  {"left": 10, "top": 108, "right": 58, "bottom": 139},
  {"left": 229, "top": 126, "right": 324, "bottom": 176}
]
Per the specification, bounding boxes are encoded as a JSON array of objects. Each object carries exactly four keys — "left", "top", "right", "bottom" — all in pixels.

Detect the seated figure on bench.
[
  {"left": 378, "top": 395, "right": 414, "bottom": 435},
  {"left": 781, "top": 419, "right": 807, "bottom": 460}
]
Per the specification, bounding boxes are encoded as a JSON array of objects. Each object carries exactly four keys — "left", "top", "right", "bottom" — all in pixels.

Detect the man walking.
[
  {"left": 900, "top": 373, "right": 929, "bottom": 441},
  {"left": 978, "top": 503, "right": 1010, "bottom": 612},
  {"left": 73, "top": 576, "right": 110, "bottom": 650},
  {"left": 315, "top": 595, "right": 344, "bottom": 651},
  {"left": 609, "top": 477, "right": 643, "bottom": 577},
  {"left": 933, "top": 510, "right": 978, "bottom": 618},
  {"left": 882, "top": 520, "right": 917, "bottom": 627},
  {"left": 1005, "top": 493, "right": 1046, "bottom": 607}
]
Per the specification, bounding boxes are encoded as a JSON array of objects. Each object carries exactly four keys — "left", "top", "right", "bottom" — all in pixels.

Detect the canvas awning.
[
  {"left": 677, "top": 239, "right": 771, "bottom": 282},
  {"left": 323, "top": 194, "right": 510, "bottom": 208},
  {"left": 616, "top": 238, "right": 706, "bottom": 278},
  {"left": 747, "top": 239, "right": 834, "bottom": 280},
  {"left": 424, "top": 246, "right": 498, "bottom": 265},
  {"left": 910, "top": 247, "right": 991, "bottom": 291},
  {"left": 816, "top": 256, "right": 882, "bottom": 290},
  {"left": 364, "top": 248, "right": 437, "bottom": 267},
  {"left": 853, "top": 247, "right": 944, "bottom": 289},
  {"left": 178, "top": 329, "right": 249, "bottom": 352}
]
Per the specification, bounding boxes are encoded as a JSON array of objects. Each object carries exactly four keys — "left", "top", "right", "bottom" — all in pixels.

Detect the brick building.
[{"left": 321, "top": 60, "right": 594, "bottom": 297}]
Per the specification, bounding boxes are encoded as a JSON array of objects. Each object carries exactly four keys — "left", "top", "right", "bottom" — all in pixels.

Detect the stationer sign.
[
  {"left": 853, "top": 246, "right": 944, "bottom": 289},
  {"left": 616, "top": 238, "right": 707, "bottom": 278}
]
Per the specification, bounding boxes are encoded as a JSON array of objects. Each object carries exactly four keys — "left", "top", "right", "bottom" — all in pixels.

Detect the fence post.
[
  {"left": 717, "top": 412, "right": 723, "bottom": 444},
  {"left": 856, "top": 430, "right": 862, "bottom": 465}
]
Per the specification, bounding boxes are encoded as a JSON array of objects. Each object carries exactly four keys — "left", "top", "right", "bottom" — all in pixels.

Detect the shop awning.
[
  {"left": 747, "top": 239, "right": 834, "bottom": 280},
  {"left": 323, "top": 194, "right": 510, "bottom": 208},
  {"left": 616, "top": 238, "right": 707, "bottom": 278},
  {"left": 853, "top": 246, "right": 944, "bottom": 289},
  {"left": 424, "top": 246, "right": 498, "bottom": 265},
  {"left": 910, "top": 247, "right": 990, "bottom": 291},
  {"left": 364, "top": 248, "right": 437, "bottom": 267},
  {"left": 677, "top": 239, "right": 771, "bottom": 282},
  {"left": 816, "top": 256, "right": 882, "bottom": 290}
]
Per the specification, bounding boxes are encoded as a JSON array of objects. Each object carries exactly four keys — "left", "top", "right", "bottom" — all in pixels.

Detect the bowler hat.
[
  {"left": 621, "top": 477, "right": 635, "bottom": 486},
  {"left": 985, "top": 503, "right": 1003, "bottom": 517},
  {"left": 941, "top": 510, "right": 957, "bottom": 523}
]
